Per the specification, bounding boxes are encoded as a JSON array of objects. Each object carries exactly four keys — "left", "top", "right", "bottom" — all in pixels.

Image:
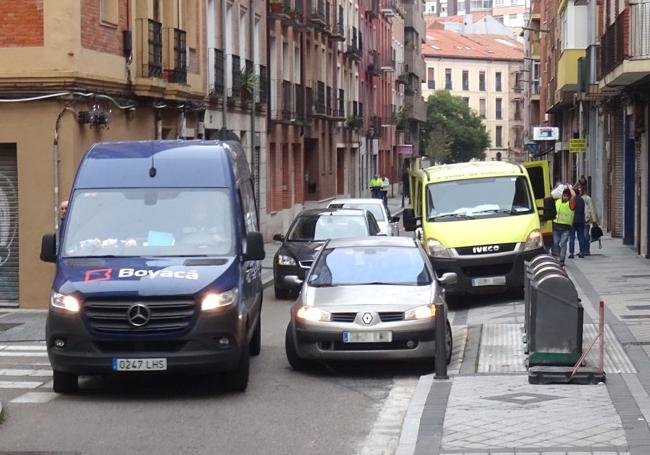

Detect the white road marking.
[
  {"left": 0, "top": 352, "right": 48, "bottom": 357},
  {"left": 0, "top": 380, "right": 43, "bottom": 389},
  {"left": 0, "top": 345, "right": 47, "bottom": 351},
  {"left": 0, "top": 369, "right": 53, "bottom": 377},
  {"left": 10, "top": 392, "right": 58, "bottom": 404}
]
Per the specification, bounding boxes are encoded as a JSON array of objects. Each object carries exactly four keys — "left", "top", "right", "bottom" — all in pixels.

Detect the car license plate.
[
  {"left": 342, "top": 331, "right": 392, "bottom": 343},
  {"left": 112, "top": 358, "right": 167, "bottom": 371},
  {"left": 471, "top": 276, "right": 506, "bottom": 287}
]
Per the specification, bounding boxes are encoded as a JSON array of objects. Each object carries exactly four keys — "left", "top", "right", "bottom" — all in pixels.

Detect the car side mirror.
[
  {"left": 40, "top": 233, "right": 57, "bottom": 263},
  {"left": 243, "top": 232, "right": 265, "bottom": 261},
  {"left": 273, "top": 233, "right": 285, "bottom": 242},
  {"left": 438, "top": 272, "right": 457, "bottom": 286},
  {"left": 402, "top": 208, "right": 419, "bottom": 231},
  {"left": 391, "top": 216, "right": 400, "bottom": 223}
]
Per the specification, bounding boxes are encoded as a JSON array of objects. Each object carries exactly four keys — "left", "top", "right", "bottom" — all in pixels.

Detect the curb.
[
  {"left": 262, "top": 275, "right": 274, "bottom": 289},
  {"left": 0, "top": 401, "right": 3, "bottom": 423}
]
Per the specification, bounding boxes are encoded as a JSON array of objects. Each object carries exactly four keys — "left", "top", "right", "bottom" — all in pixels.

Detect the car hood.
[
  {"left": 302, "top": 284, "right": 435, "bottom": 311},
  {"left": 53, "top": 256, "right": 239, "bottom": 298},
  {"left": 425, "top": 214, "right": 539, "bottom": 248},
  {"left": 278, "top": 241, "right": 326, "bottom": 262}
]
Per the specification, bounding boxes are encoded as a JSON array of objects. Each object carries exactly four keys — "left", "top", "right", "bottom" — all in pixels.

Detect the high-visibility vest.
[
  {"left": 369, "top": 178, "right": 383, "bottom": 188},
  {"left": 555, "top": 199, "right": 574, "bottom": 226}
]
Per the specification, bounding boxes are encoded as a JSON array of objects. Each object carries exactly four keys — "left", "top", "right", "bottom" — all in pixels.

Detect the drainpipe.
[
  {"left": 250, "top": 0, "right": 256, "bottom": 170},
  {"left": 222, "top": 0, "right": 228, "bottom": 132},
  {"left": 53, "top": 106, "right": 76, "bottom": 241}
]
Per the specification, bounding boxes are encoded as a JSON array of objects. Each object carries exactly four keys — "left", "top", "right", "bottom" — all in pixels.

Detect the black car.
[{"left": 273, "top": 208, "right": 382, "bottom": 299}]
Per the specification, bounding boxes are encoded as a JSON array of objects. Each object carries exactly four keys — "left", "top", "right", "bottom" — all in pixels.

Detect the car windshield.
[
  {"left": 329, "top": 203, "right": 386, "bottom": 221},
  {"left": 426, "top": 176, "right": 533, "bottom": 221},
  {"left": 308, "top": 246, "right": 432, "bottom": 287},
  {"left": 62, "top": 188, "right": 234, "bottom": 257},
  {"left": 287, "top": 214, "right": 369, "bottom": 241}
]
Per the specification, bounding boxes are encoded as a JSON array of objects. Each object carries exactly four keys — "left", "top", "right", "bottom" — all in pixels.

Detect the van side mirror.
[
  {"left": 439, "top": 272, "right": 458, "bottom": 286},
  {"left": 273, "top": 233, "right": 285, "bottom": 242},
  {"left": 244, "top": 232, "right": 265, "bottom": 261},
  {"left": 539, "top": 196, "right": 557, "bottom": 222},
  {"left": 40, "top": 233, "right": 57, "bottom": 263},
  {"left": 402, "top": 208, "right": 419, "bottom": 231}
]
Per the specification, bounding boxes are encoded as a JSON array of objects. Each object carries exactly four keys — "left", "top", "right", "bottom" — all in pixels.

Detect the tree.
[{"left": 421, "top": 90, "right": 490, "bottom": 163}]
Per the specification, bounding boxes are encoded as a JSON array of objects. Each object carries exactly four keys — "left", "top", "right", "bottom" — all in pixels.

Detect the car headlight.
[
  {"left": 523, "top": 229, "right": 543, "bottom": 251},
  {"left": 201, "top": 289, "right": 238, "bottom": 311},
  {"left": 405, "top": 305, "right": 437, "bottom": 320},
  {"left": 277, "top": 254, "right": 297, "bottom": 266},
  {"left": 426, "top": 238, "right": 451, "bottom": 258},
  {"left": 296, "top": 306, "right": 331, "bottom": 322},
  {"left": 50, "top": 291, "right": 80, "bottom": 313}
]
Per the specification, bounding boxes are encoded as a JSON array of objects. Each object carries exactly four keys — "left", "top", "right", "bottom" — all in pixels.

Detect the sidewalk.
[
  {"left": 398, "top": 236, "right": 650, "bottom": 455},
  {"left": 261, "top": 196, "right": 406, "bottom": 288}
]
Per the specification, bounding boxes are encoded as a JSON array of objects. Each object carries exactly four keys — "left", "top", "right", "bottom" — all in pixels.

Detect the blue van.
[{"left": 40, "top": 140, "right": 265, "bottom": 393}]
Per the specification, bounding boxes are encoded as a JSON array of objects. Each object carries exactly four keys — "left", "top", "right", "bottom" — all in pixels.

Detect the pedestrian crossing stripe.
[
  {"left": 0, "top": 345, "right": 47, "bottom": 351},
  {"left": 0, "top": 369, "right": 52, "bottom": 377}
]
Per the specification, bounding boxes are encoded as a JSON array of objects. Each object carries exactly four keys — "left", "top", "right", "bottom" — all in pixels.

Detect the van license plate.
[
  {"left": 471, "top": 276, "right": 506, "bottom": 287},
  {"left": 112, "top": 358, "right": 167, "bottom": 371},
  {"left": 343, "top": 331, "right": 392, "bottom": 343}
]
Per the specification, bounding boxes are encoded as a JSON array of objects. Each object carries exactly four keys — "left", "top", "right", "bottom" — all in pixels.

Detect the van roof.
[
  {"left": 74, "top": 140, "right": 244, "bottom": 189},
  {"left": 418, "top": 161, "right": 524, "bottom": 182}
]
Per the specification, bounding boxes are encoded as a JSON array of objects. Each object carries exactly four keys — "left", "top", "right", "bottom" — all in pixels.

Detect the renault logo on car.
[
  {"left": 472, "top": 245, "right": 500, "bottom": 254},
  {"left": 362, "top": 312, "right": 373, "bottom": 325},
  {"left": 127, "top": 304, "right": 151, "bottom": 327}
]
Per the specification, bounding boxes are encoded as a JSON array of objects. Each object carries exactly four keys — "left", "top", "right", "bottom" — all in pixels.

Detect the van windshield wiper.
[
  {"left": 471, "top": 208, "right": 515, "bottom": 216},
  {"left": 430, "top": 213, "right": 475, "bottom": 221}
]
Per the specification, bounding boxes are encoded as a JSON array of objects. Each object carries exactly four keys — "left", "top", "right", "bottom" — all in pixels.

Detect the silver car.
[
  {"left": 285, "top": 237, "right": 456, "bottom": 370},
  {"left": 328, "top": 198, "right": 400, "bottom": 236}
]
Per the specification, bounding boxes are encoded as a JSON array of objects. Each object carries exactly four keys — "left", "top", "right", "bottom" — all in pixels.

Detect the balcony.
[
  {"left": 404, "top": 45, "right": 425, "bottom": 79},
  {"left": 331, "top": 7, "right": 345, "bottom": 41},
  {"left": 366, "top": 0, "right": 379, "bottom": 18},
  {"left": 269, "top": 0, "right": 306, "bottom": 28},
  {"left": 139, "top": 19, "right": 163, "bottom": 78},
  {"left": 227, "top": 54, "right": 241, "bottom": 102},
  {"left": 163, "top": 28, "right": 187, "bottom": 84},
  {"left": 600, "top": 5, "right": 650, "bottom": 87},
  {"left": 309, "top": 0, "right": 329, "bottom": 29},
  {"left": 367, "top": 51, "right": 382, "bottom": 76},
  {"left": 271, "top": 80, "right": 303, "bottom": 123},
  {"left": 310, "top": 80, "right": 327, "bottom": 118},
  {"left": 380, "top": 0, "right": 397, "bottom": 16},
  {"left": 405, "top": 94, "right": 427, "bottom": 122},
  {"left": 367, "top": 115, "right": 382, "bottom": 139},
  {"left": 332, "top": 88, "right": 345, "bottom": 120},
  {"left": 212, "top": 48, "right": 225, "bottom": 98},
  {"left": 257, "top": 64, "right": 268, "bottom": 106},
  {"left": 403, "top": 0, "right": 425, "bottom": 36},
  {"left": 556, "top": 48, "right": 586, "bottom": 93},
  {"left": 344, "top": 27, "right": 362, "bottom": 61}
]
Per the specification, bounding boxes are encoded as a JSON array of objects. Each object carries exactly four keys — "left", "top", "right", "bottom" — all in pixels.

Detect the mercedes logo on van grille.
[
  {"left": 127, "top": 304, "right": 151, "bottom": 327},
  {"left": 362, "top": 313, "right": 373, "bottom": 325}
]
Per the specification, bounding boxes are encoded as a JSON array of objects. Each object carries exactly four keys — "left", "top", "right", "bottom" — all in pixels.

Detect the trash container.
[
  {"left": 524, "top": 256, "right": 564, "bottom": 340},
  {"left": 528, "top": 271, "right": 583, "bottom": 367}
]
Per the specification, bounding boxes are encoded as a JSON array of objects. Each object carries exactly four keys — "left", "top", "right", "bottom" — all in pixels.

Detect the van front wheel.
[
  {"left": 222, "top": 346, "right": 250, "bottom": 392},
  {"left": 53, "top": 370, "right": 78, "bottom": 394},
  {"left": 249, "top": 316, "right": 261, "bottom": 356}
]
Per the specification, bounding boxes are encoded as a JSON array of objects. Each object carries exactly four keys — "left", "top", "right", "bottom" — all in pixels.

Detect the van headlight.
[
  {"left": 426, "top": 238, "right": 451, "bottom": 258},
  {"left": 405, "top": 305, "right": 436, "bottom": 320},
  {"left": 296, "top": 306, "right": 331, "bottom": 322},
  {"left": 50, "top": 291, "right": 80, "bottom": 313},
  {"left": 277, "top": 254, "right": 297, "bottom": 266},
  {"left": 524, "top": 229, "right": 543, "bottom": 251},
  {"left": 201, "top": 289, "right": 238, "bottom": 311}
]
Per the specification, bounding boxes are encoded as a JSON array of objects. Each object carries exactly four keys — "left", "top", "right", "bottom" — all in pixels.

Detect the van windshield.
[
  {"left": 62, "top": 188, "right": 235, "bottom": 257},
  {"left": 426, "top": 176, "right": 533, "bottom": 221}
]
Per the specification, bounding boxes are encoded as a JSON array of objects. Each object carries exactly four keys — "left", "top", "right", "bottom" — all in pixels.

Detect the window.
[
  {"left": 100, "top": 0, "right": 118, "bottom": 25},
  {"left": 463, "top": 97, "right": 469, "bottom": 106},
  {"left": 495, "top": 15, "right": 504, "bottom": 23},
  {"left": 509, "top": 13, "right": 518, "bottom": 22},
  {"left": 495, "top": 72, "right": 502, "bottom": 91},
  {"left": 462, "top": 70, "right": 469, "bottom": 90},
  {"left": 445, "top": 68, "right": 452, "bottom": 90},
  {"left": 458, "top": 1, "right": 465, "bottom": 11},
  {"left": 479, "top": 98, "right": 486, "bottom": 118},
  {"left": 496, "top": 98, "right": 502, "bottom": 119},
  {"left": 496, "top": 126, "right": 503, "bottom": 147},
  {"left": 428, "top": 67, "right": 435, "bottom": 89},
  {"left": 479, "top": 71, "right": 486, "bottom": 91},
  {"left": 153, "top": 0, "right": 161, "bottom": 21}
]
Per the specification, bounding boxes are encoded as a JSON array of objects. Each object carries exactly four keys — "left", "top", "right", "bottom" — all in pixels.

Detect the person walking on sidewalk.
[
  {"left": 381, "top": 175, "right": 390, "bottom": 206},
  {"left": 401, "top": 167, "right": 410, "bottom": 207},
  {"left": 582, "top": 186, "right": 598, "bottom": 255},
  {"left": 369, "top": 174, "right": 383, "bottom": 200},
  {"left": 552, "top": 186, "right": 576, "bottom": 265},
  {"left": 568, "top": 187, "right": 588, "bottom": 259}
]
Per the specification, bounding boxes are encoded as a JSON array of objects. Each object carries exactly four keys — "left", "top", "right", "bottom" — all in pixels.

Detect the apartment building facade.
[
  {"left": 0, "top": 0, "right": 210, "bottom": 307},
  {"left": 422, "top": 30, "right": 525, "bottom": 161},
  {"left": 424, "top": 0, "right": 528, "bottom": 37}
]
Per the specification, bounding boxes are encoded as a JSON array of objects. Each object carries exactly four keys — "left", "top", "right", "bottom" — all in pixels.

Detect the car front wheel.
[{"left": 285, "top": 323, "right": 310, "bottom": 371}]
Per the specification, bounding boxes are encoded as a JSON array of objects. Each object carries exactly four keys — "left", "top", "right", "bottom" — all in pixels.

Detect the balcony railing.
[
  {"left": 313, "top": 81, "right": 326, "bottom": 115},
  {"left": 295, "top": 83, "right": 305, "bottom": 122},
  {"left": 271, "top": 79, "right": 292, "bottom": 122},
  {"left": 380, "top": 0, "right": 398, "bottom": 16},
  {"left": 368, "top": 52, "right": 382, "bottom": 76},
  {"left": 164, "top": 28, "right": 187, "bottom": 84},
  {"left": 257, "top": 64, "right": 268, "bottom": 105},
  {"left": 631, "top": 3, "right": 650, "bottom": 58},
  {"left": 141, "top": 19, "right": 162, "bottom": 78},
  {"left": 309, "top": 0, "right": 328, "bottom": 27},
  {"left": 229, "top": 54, "right": 241, "bottom": 100},
  {"left": 600, "top": 10, "right": 627, "bottom": 78},
  {"left": 345, "top": 27, "right": 362, "bottom": 60},
  {"left": 326, "top": 86, "right": 332, "bottom": 116},
  {"left": 366, "top": 0, "right": 379, "bottom": 17}
]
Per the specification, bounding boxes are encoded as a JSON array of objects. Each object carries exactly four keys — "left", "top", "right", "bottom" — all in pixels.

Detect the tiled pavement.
[{"left": 398, "top": 236, "right": 650, "bottom": 455}]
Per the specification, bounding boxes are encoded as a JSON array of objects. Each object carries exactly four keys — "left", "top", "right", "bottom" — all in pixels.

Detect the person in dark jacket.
[{"left": 568, "top": 187, "right": 588, "bottom": 258}]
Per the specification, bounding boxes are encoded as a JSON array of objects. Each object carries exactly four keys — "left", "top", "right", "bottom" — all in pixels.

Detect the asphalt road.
[{"left": 0, "top": 287, "right": 434, "bottom": 455}]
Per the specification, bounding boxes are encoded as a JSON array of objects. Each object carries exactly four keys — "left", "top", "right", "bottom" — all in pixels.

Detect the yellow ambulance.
[{"left": 403, "top": 160, "right": 552, "bottom": 294}]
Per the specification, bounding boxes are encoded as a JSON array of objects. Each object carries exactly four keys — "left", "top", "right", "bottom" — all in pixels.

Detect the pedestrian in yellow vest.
[
  {"left": 552, "top": 186, "right": 576, "bottom": 265},
  {"left": 369, "top": 174, "right": 383, "bottom": 199}
]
